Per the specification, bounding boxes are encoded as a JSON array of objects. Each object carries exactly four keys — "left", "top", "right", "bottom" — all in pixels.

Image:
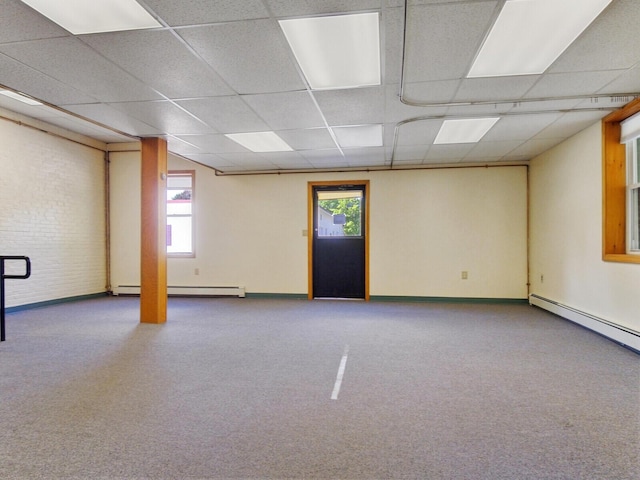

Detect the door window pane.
[{"left": 317, "top": 190, "right": 363, "bottom": 237}]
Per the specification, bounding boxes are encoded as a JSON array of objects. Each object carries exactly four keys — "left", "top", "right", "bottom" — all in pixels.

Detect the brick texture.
[{"left": 0, "top": 120, "right": 106, "bottom": 308}]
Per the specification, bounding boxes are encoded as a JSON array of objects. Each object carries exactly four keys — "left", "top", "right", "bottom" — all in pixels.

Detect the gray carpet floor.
[{"left": 0, "top": 297, "right": 638, "bottom": 479}]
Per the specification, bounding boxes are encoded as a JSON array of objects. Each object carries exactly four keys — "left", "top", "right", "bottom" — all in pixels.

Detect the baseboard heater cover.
[
  {"left": 114, "top": 285, "right": 245, "bottom": 298},
  {"left": 529, "top": 294, "right": 640, "bottom": 353}
]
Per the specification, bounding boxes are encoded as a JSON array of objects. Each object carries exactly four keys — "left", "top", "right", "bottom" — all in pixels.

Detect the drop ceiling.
[{"left": 0, "top": 0, "right": 638, "bottom": 174}]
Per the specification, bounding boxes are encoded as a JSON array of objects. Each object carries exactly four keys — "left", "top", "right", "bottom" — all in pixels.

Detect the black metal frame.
[{"left": 0, "top": 256, "right": 31, "bottom": 342}]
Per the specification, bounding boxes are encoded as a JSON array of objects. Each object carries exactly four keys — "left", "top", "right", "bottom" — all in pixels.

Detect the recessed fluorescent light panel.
[
  {"left": 0, "top": 90, "right": 42, "bottom": 105},
  {"left": 434, "top": 118, "right": 499, "bottom": 144},
  {"left": 19, "top": 0, "right": 161, "bottom": 34},
  {"left": 225, "top": 132, "right": 293, "bottom": 153},
  {"left": 279, "top": 12, "right": 381, "bottom": 90},
  {"left": 468, "top": 0, "right": 611, "bottom": 77}
]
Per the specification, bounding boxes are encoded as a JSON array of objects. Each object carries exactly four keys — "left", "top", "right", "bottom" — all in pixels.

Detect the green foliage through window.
[{"left": 318, "top": 197, "right": 362, "bottom": 236}]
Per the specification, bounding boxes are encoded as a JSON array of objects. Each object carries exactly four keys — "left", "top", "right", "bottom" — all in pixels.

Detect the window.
[
  {"left": 602, "top": 98, "right": 640, "bottom": 263},
  {"left": 316, "top": 190, "right": 363, "bottom": 237},
  {"left": 625, "top": 134, "right": 640, "bottom": 252},
  {"left": 166, "top": 171, "right": 194, "bottom": 256}
]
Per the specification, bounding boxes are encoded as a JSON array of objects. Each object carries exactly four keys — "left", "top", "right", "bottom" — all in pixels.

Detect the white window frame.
[
  {"left": 627, "top": 137, "right": 640, "bottom": 253},
  {"left": 166, "top": 170, "right": 195, "bottom": 258}
]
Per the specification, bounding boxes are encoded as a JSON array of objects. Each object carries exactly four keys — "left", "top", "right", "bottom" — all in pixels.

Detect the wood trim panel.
[
  {"left": 602, "top": 98, "right": 640, "bottom": 263},
  {"left": 140, "top": 137, "right": 168, "bottom": 323}
]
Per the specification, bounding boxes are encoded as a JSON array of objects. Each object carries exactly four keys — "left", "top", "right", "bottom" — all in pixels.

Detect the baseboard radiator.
[
  {"left": 114, "top": 285, "right": 245, "bottom": 298},
  {"left": 529, "top": 294, "right": 640, "bottom": 352}
]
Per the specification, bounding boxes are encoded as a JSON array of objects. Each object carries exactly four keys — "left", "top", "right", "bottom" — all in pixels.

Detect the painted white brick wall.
[{"left": 0, "top": 119, "right": 107, "bottom": 308}]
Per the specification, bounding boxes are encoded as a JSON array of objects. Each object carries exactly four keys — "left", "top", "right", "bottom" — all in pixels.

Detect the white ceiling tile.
[
  {"left": 177, "top": 96, "right": 268, "bottom": 133},
  {"left": 597, "top": 65, "right": 640, "bottom": 95},
  {"left": 108, "top": 100, "right": 214, "bottom": 134},
  {"left": 242, "top": 91, "right": 325, "bottom": 130},
  {"left": 466, "top": 140, "right": 524, "bottom": 159},
  {"left": 0, "top": 37, "right": 162, "bottom": 102},
  {"left": 392, "top": 145, "right": 428, "bottom": 162},
  {"left": 277, "top": 128, "right": 336, "bottom": 150},
  {"left": 265, "top": 0, "right": 381, "bottom": 17},
  {"left": 424, "top": 143, "right": 475, "bottom": 162},
  {"left": 166, "top": 137, "right": 203, "bottom": 155},
  {"left": 258, "top": 151, "right": 305, "bottom": 163},
  {"left": 0, "top": 54, "right": 97, "bottom": 105},
  {"left": 80, "top": 30, "right": 234, "bottom": 98},
  {"left": 483, "top": 114, "right": 561, "bottom": 142},
  {"left": 0, "top": 96, "right": 130, "bottom": 142},
  {"left": 549, "top": 0, "right": 640, "bottom": 74},
  {"left": 216, "top": 151, "right": 277, "bottom": 164},
  {"left": 177, "top": 20, "right": 305, "bottom": 94},
  {"left": 400, "top": 80, "right": 460, "bottom": 105},
  {"left": 454, "top": 76, "right": 539, "bottom": 103},
  {"left": 403, "top": 2, "right": 498, "bottom": 82},
  {"left": 533, "top": 111, "right": 606, "bottom": 140},
  {"left": 525, "top": 71, "right": 628, "bottom": 99},
  {"left": 174, "top": 134, "right": 248, "bottom": 153},
  {"left": 396, "top": 118, "right": 442, "bottom": 146},
  {"left": 259, "top": 151, "right": 313, "bottom": 170},
  {"left": 383, "top": 7, "right": 404, "bottom": 85},
  {"left": 508, "top": 138, "right": 565, "bottom": 158},
  {"left": 0, "top": 0, "right": 68, "bottom": 43},
  {"left": 299, "top": 149, "right": 347, "bottom": 167},
  {"left": 61, "top": 103, "right": 161, "bottom": 136},
  {"left": 50, "top": 116, "right": 132, "bottom": 143},
  {"left": 144, "top": 0, "right": 269, "bottom": 26},
  {"left": 314, "top": 86, "right": 384, "bottom": 125},
  {"left": 184, "top": 153, "right": 239, "bottom": 170},
  {"left": 343, "top": 147, "right": 386, "bottom": 165}
]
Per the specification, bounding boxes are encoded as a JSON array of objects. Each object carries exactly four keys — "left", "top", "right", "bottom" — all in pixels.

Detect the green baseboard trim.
[
  {"left": 245, "top": 293, "right": 309, "bottom": 300},
  {"left": 5, "top": 292, "right": 109, "bottom": 314},
  {"left": 370, "top": 295, "right": 529, "bottom": 305}
]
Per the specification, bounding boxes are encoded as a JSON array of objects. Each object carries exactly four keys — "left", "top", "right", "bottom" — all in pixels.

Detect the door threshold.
[{"left": 313, "top": 297, "right": 365, "bottom": 301}]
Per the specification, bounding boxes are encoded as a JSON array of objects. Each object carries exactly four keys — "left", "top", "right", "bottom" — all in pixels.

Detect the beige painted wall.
[
  {"left": 110, "top": 154, "right": 528, "bottom": 299},
  {"left": 529, "top": 121, "right": 640, "bottom": 332}
]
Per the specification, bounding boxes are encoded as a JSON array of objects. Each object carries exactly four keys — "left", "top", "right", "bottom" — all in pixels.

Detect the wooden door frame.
[{"left": 307, "top": 180, "right": 370, "bottom": 300}]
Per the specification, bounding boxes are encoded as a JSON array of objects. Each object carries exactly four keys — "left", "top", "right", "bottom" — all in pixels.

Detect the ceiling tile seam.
[
  {"left": 126, "top": 0, "right": 279, "bottom": 135},
  {"left": 47, "top": 33, "right": 213, "bottom": 132},
  {"left": 137, "top": 0, "right": 272, "bottom": 29},
  {"left": 165, "top": 21, "right": 320, "bottom": 139},
  {"left": 0, "top": 75, "right": 144, "bottom": 141},
  {"left": 0, "top": 46, "right": 110, "bottom": 104},
  {"left": 71, "top": 33, "right": 239, "bottom": 134}
]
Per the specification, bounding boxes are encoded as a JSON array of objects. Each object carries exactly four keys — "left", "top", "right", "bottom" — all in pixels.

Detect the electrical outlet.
[
  {"left": 195, "top": 268, "right": 200, "bottom": 275},
  {"left": 461, "top": 271, "right": 468, "bottom": 280},
  {"left": 540, "top": 274, "right": 544, "bottom": 283}
]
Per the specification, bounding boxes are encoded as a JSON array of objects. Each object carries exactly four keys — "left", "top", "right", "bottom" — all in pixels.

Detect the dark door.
[{"left": 312, "top": 185, "right": 366, "bottom": 299}]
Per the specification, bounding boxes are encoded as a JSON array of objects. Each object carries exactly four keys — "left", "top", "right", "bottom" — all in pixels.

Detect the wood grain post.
[{"left": 140, "top": 137, "right": 167, "bottom": 324}]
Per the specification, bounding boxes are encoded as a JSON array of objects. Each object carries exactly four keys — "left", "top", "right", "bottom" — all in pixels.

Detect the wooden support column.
[{"left": 140, "top": 137, "right": 167, "bottom": 324}]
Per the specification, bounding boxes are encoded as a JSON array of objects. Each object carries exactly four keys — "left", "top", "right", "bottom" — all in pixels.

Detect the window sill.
[{"left": 603, "top": 253, "right": 640, "bottom": 264}]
